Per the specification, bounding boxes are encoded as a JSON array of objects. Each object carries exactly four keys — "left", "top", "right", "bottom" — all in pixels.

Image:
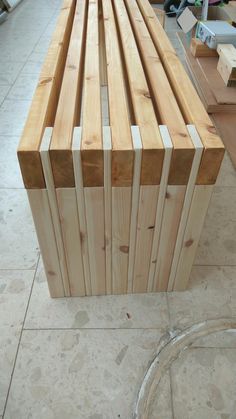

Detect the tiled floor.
[{"left": 0, "top": 1, "right": 236, "bottom": 418}]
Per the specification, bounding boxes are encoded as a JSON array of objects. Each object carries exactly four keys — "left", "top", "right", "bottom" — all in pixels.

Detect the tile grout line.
[
  {"left": 2, "top": 254, "right": 40, "bottom": 418},
  {"left": 22, "top": 327, "right": 170, "bottom": 331}
]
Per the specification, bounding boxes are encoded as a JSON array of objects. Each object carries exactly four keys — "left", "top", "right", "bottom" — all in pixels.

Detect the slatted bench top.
[{"left": 18, "top": 0, "right": 224, "bottom": 189}]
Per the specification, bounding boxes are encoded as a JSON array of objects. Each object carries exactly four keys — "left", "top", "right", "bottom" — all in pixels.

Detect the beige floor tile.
[
  {"left": 189, "top": 265, "right": 236, "bottom": 290},
  {"left": 0, "top": 269, "right": 35, "bottom": 328},
  {"left": 0, "top": 86, "right": 10, "bottom": 106},
  {"left": 195, "top": 186, "right": 236, "bottom": 266},
  {"left": 4, "top": 329, "right": 163, "bottom": 419},
  {"left": 0, "top": 327, "right": 21, "bottom": 415},
  {"left": 0, "top": 135, "right": 24, "bottom": 188},
  {"left": 7, "top": 73, "right": 39, "bottom": 101},
  {"left": 171, "top": 347, "right": 236, "bottom": 419},
  {"left": 0, "top": 62, "right": 24, "bottom": 86},
  {"left": 168, "top": 266, "right": 236, "bottom": 329},
  {"left": 25, "top": 259, "right": 169, "bottom": 330},
  {"left": 149, "top": 371, "right": 173, "bottom": 419},
  {"left": 0, "top": 189, "right": 38, "bottom": 269},
  {"left": 193, "top": 329, "right": 236, "bottom": 348},
  {"left": 0, "top": 99, "right": 31, "bottom": 136}
]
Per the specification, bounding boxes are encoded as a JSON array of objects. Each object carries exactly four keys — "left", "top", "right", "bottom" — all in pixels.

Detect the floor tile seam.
[{"left": 2, "top": 254, "right": 40, "bottom": 419}]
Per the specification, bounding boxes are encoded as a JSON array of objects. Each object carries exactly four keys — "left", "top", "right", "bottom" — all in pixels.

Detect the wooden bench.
[{"left": 18, "top": 0, "right": 224, "bottom": 297}]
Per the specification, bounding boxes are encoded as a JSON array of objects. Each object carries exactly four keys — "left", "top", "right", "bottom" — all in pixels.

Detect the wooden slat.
[
  {"left": 190, "top": 38, "right": 218, "bottom": 58},
  {"left": 113, "top": 0, "right": 164, "bottom": 185},
  {"left": 112, "top": 187, "right": 132, "bottom": 294},
  {"left": 173, "top": 185, "right": 214, "bottom": 290},
  {"left": 153, "top": 185, "right": 186, "bottom": 292},
  {"left": 84, "top": 187, "right": 106, "bottom": 295},
  {"left": 124, "top": 0, "right": 194, "bottom": 186},
  {"left": 148, "top": 125, "right": 173, "bottom": 291},
  {"left": 50, "top": 0, "right": 87, "bottom": 188},
  {"left": 27, "top": 189, "right": 65, "bottom": 298},
  {"left": 103, "top": 127, "right": 112, "bottom": 294},
  {"left": 18, "top": 0, "right": 75, "bottom": 189},
  {"left": 72, "top": 128, "right": 92, "bottom": 295},
  {"left": 56, "top": 188, "right": 86, "bottom": 296},
  {"left": 102, "top": 0, "right": 134, "bottom": 187},
  {"left": 168, "top": 125, "right": 203, "bottom": 291},
  {"left": 137, "top": 0, "right": 225, "bottom": 184},
  {"left": 127, "top": 126, "right": 142, "bottom": 293},
  {"left": 81, "top": 0, "right": 104, "bottom": 187},
  {"left": 133, "top": 185, "right": 159, "bottom": 293},
  {"left": 40, "top": 128, "right": 71, "bottom": 297}
]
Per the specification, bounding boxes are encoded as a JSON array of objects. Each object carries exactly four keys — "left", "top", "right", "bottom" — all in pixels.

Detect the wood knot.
[
  {"left": 185, "top": 239, "right": 194, "bottom": 248},
  {"left": 68, "top": 64, "right": 76, "bottom": 70},
  {"left": 148, "top": 225, "right": 155, "bottom": 229},
  {"left": 120, "top": 245, "right": 129, "bottom": 254},
  {"left": 207, "top": 124, "right": 217, "bottom": 134},
  {"left": 48, "top": 270, "right": 56, "bottom": 276},
  {"left": 39, "top": 77, "right": 52, "bottom": 86},
  {"left": 166, "top": 192, "right": 171, "bottom": 199}
]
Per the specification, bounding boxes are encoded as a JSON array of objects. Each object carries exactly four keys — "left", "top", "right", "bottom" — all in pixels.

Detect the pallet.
[{"left": 18, "top": 0, "right": 224, "bottom": 297}]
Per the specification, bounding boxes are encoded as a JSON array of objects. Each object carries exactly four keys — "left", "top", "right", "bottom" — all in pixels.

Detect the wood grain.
[
  {"left": 125, "top": 0, "right": 194, "bottom": 186},
  {"left": 137, "top": 0, "right": 224, "bottom": 184},
  {"left": 102, "top": 0, "right": 134, "bottom": 186},
  {"left": 114, "top": 0, "right": 164, "bottom": 185},
  {"left": 50, "top": 0, "right": 87, "bottom": 188},
  {"left": 18, "top": 0, "right": 75, "bottom": 189}
]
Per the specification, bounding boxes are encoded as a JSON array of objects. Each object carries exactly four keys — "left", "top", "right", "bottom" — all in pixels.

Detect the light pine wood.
[
  {"left": 112, "top": 187, "right": 132, "bottom": 294},
  {"left": 72, "top": 128, "right": 91, "bottom": 296},
  {"left": 84, "top": 187, "right": 106, "bottom": 296},
  {"left": 56, "top": 188, "right": 85, "bottom": 297},
  {"left": 81, "top": 0, "right": 103, "bottom": 187},
  {"left": 173, "top": 186, "right": 214, "bottom": 291},
  {"left": 27, "top": 189, "right": 65, "bottom": 298},
  {"left": 190, "top": 38, "right": 218, "bottom": 57},
  {"left": 217, "top": 44, "right": 236, "bottom": 86},
  {"left": 113, "top": 0, "right": 164, "bottom": 186},
  {"left": 18, "top": 0, "right": 75, "bottom": 189},
  {"left": 137, "top": 0, "right": 224, "bottom": 185},
  {"left": 50, "top": 0, "right": 87, "bottom": 188},
  {"left": 103, "top": 126, "right": 112, "bottom": 294},
  {"left": 133, "top": 185, "right": 159, "bottom": 293},
  {"left": 102, "top": 0, "right": 134, "bottom": 186},
  {"left": 99, "top": 1, "right": 107, "bottom": 86},
  {"left": 168, "top": 125, "right": 203, "bottom": 291},
  {"left": 56, "top": 188, "right": 85, "bottom": 296},
  {"left": 124, "top": 0, "right": 194, "bottom": 186},
  {"left": 127, "top": 126, "right": 142, "bottom": 293},
  {"left": 40, "top": 128, "right": 70, "bottom": 297},
  {"left": 153, "top": 7, "right": 165, "bottom": 28},
  {"left": 148, "top": 125, "right": 173, "bottom": 291},
  {"left": 153, "top": 185, "right": 186, "bottom": 292}
]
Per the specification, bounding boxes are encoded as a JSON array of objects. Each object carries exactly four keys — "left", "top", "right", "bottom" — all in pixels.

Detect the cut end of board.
[
  {"left": 17, "top": 150, "right": 45, "bottom": 189},
  {"left": 50, "top": 149, "right": 75, "bottom": 188}
]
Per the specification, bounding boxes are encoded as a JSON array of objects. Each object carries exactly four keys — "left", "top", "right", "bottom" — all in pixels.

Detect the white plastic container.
[{"left": 196, "top": 20, "right": 236, "bottom": 49}]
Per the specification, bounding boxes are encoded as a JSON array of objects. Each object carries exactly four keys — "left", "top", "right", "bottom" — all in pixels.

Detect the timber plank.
[
  {"left": 50, "top": 0, "right": 87, "bottom": 188},
  {"left": 102, "top": 0, "right": 134, "bottom": 187},
  {"left": 125, "top": 0, "right": 194, "bottom": 185},
  {"left": 137, "top": 0, "right": 224, "bottom": 184},
  {"left": 18, "top": 0, "right": 75, "bottom": 189},
  {"left": 113, "top": 0, "right": 164, "bottom": 185},
  {"left": 81, "top": 0, "right": 103, "bottom": 187}
]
